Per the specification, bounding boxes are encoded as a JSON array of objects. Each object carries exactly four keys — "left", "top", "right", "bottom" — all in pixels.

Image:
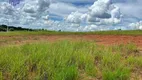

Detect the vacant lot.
[{"left": 0, "top": 31, "right": 142, "bottom": 80}]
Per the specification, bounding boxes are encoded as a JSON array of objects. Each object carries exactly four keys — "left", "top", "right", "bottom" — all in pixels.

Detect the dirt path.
[{"left": 0, "top": 34, "right": 142, "bottom": 49}]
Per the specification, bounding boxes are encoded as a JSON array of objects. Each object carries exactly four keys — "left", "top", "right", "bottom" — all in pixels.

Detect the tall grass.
[{"left": 0, "top": 41, "right": 141, "bottom": 80}]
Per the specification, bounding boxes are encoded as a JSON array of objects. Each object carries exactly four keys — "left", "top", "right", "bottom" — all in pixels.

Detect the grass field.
[
  {"left": 0, "top": 30, "right": 142, "bottom": 36},
  {"left": 0, "top": 41, "right": 142, "bottom": 80},
  {"left": 0, "top": 30, "right": 142, "bottom": 80}
]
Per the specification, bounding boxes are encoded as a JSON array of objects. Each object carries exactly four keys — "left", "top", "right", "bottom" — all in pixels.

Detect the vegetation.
[
  {"left": 0, "top": 25, "right": 34, "bottom": 32},
  {"left": 0, "top": 25, "right": 142, "bottom": 36},
  {"left": 0, "top": 27, "right": 141, "bottom": 79},
  {"left": 0, "top": 40, "right": 141, "bottom": 80},
  {"left": 0, "top": 30, "right": 141, "bottom": 36}
]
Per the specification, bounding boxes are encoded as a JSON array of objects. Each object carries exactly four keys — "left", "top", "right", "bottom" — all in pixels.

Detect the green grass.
[
  {"left": 0, "top": 30, "right": 142, "bottom": 36},
  {"left": 0, "top": 40, "right": 141, "bottom": 80}
]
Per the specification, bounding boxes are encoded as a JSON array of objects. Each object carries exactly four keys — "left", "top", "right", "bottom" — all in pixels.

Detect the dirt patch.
[
  {"left": 0, "top": 34, "right": 142, "bottom": 49},
  {"left": 82, "top": 35, "right": 142, "bottom": 49}
]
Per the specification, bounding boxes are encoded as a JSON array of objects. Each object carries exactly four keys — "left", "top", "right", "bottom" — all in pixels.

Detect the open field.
[
  {"left": 0, "top": 30, "right": 142, "bottom": 80},
  {"left": 0, "top": 30, "right": 142, "bottom": 36},
  {"left": 0, "top": 31, "right": 142, "bottom": 49}
]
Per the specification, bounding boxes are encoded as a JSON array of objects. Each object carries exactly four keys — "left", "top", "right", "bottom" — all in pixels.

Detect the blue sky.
[{"left": 0, "top": 0, "right": 142, "bottom": 31}]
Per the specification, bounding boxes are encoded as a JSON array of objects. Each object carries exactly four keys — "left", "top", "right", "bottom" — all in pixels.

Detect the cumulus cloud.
[
  {"left": 0, "top": 0, "right": 141, "bottom": 31},
  {"left": 21, "top": 0, "right": 50, "bottom": 22},
  {"left": 87, "top": 0, "right": 121, "bottom": 25},
  {"left": 0, "top": 2, "right": 15, "bottom": 15},
  {"left": 0, "top": 0, "right": 50, "bottom": 27},
  {"left": 129, "top": 21, "right": 142, "bottom": 30},
  {"left": 65, "top": 0, "right": 122, "bottom": 26},
  {"left": 0, "top": 2, "right": 18, "bottom": 25},
  {"left": 44, "top": 20, "right": 82, "bottom": 31},
  {"left": 82, "top": 25, "right": 105, "bottom": 31},
  {"left": 88, "top": 0, "right": 111, "bottom": 19},
  {"left": 65, "top": 11, "right": 86, "bottom": 24}
]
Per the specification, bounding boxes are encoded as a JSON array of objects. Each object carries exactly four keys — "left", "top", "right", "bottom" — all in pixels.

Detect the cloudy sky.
[{"left": 0, "top": 0, "right": 142, "bottom": 31}]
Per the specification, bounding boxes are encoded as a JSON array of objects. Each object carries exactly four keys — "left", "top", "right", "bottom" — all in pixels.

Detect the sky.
[{"left": 0, "top": 0, "right": 142, "bottom": 31}]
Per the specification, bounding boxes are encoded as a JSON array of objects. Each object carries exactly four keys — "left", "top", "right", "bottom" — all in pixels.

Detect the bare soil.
[{"left": 0, "top": 35, "right": 142, "bottom": 49}]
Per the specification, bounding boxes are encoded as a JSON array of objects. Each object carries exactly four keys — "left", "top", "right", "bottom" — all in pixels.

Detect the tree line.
[{"left": 0, "top": 25, "right": 34, "bottom": 32}]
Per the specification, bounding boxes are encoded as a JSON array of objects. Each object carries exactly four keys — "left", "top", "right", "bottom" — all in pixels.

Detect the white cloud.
[
  {"left": 99, "top": 18, "right": 121, "bottom": 25},
  {"left": 44, "top": 20, "right": 81, "bottom": 31},
  {"left": 0, "top": 0, "right": 142, "bottom": 31},
  {"left": 111, "top": 5, "right": 121, "bottom": 19},
  {"left": 129, "top": 21, "right": 142, "bottom": 30},
  {"left": 88, "top": 0, "right": 111, "bottom": 19},
  {"left": 0, "top": 2, "right": 15, "bottom": 15},
  {"left": 86, "top": 0, "right": 121, "bottom": 25},
  {"left": 0, "top": 2, "right": 18, "bottom": 25},
  {"left": 0, "top": 0, "right": 50, "bottom": 27},
  {"left": 65, "top": 0, "right": 122, "bottom": 27},
  {"left": 52, "top": 0, "right": 96, "bottom": 3},
  {"left": 53, "top": 0, "right": 141, "bottom": 4},
  {"left": 83, "top": 25, "right": 100, "bottom": 31},
  {"left": 65, "top": 11, "right": 84, "bottom": 23},
  {"left": 21, "top": 0, "right": 50, "bottom": 20}
]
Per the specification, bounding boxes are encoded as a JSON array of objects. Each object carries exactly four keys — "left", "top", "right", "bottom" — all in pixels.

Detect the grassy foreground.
[
  {"left": 0, "top": 30, "right": 142, "bottom": 36},
  {"left": 0, "top": 41, "right": 141, "bottom": 80}
]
